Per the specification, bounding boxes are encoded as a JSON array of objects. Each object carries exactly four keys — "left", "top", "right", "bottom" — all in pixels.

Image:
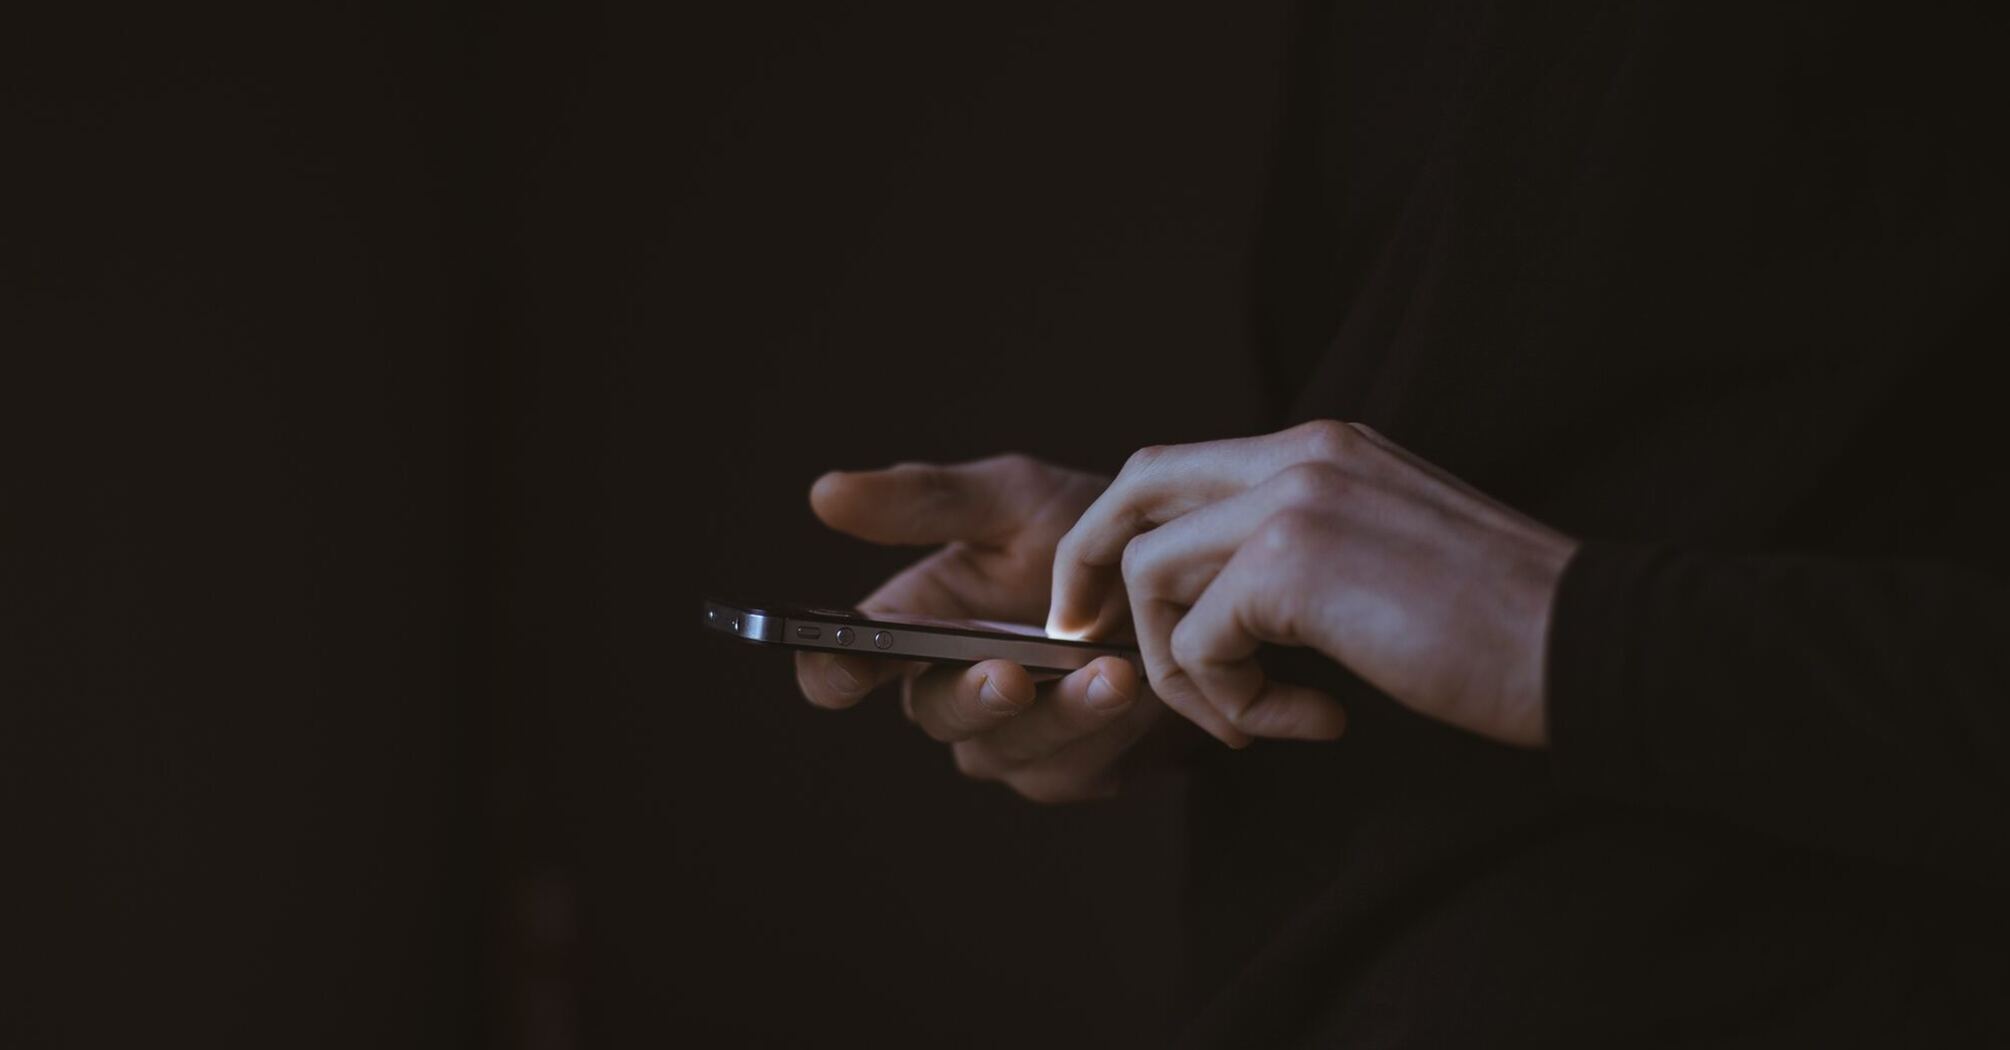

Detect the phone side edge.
[
  {"left": 700, "top": 599, "right": 786, "bottom": 643},
  {"left": 781, "top": 613, "right": 1138, "bottom": 674}
]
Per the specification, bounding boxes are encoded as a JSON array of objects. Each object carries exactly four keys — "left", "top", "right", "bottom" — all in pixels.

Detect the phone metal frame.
[{"left": 701, "top": 599, "right": 1138, "bottom": 675}]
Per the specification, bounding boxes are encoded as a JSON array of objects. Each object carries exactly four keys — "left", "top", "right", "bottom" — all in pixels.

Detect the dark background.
[{"left": 4, "top": 2, "right": 1293, "bottom": 1045}]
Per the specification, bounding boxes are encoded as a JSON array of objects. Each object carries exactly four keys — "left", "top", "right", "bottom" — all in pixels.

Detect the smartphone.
[{"left": 701, "top": 598, "right": 1138, "bottom": 675}]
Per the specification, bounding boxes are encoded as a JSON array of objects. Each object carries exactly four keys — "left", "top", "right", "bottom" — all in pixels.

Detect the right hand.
[{"left": 795, "top": 454, "right": 1214, "bottom": 803}]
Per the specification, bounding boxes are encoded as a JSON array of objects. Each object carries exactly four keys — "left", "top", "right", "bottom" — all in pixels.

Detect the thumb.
[{"left": 809, "top": 455, "right": 1042, "bottom": 547}]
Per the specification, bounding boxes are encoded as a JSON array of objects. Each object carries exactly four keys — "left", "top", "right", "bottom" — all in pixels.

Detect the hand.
[
  {"left": 1047, "top": 420, "right": 1579, "bottom": 749},
  {"left": 794, "top": 454, "right": 1174, "bottom": 803}
]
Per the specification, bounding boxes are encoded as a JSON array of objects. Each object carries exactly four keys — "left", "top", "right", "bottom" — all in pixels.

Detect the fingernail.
[
  {"left": 826, "top": 662, "right": 863, "bottom": 697},
  {"left": 978, "top": 677, "right": 1022, "bottom": 713},
  {"left": 1085, "top": 675, "right": 1130, "bottom": 712}
]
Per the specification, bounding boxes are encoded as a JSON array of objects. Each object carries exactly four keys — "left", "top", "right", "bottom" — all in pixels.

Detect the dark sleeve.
[{"left": 1546, "top": 542, "right": 2010, "bottom": 881}]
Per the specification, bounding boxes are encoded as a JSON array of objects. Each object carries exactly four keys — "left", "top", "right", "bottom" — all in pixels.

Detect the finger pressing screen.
[{"left": 1044, "top": 440, "right": 1277, "bottom": 638}]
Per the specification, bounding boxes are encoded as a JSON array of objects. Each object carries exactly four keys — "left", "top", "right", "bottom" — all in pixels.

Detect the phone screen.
[
  {"left": 790, "top": 606, "right": 1053, "bottom": 639},
  {"left": 860, "top": 611, "right": 1052, "bottom": 639}
]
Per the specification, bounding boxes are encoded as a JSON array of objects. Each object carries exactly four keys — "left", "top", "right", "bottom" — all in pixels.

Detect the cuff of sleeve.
[{"left": 1545, "top": 540, "right": 1676, "bottom": 803}]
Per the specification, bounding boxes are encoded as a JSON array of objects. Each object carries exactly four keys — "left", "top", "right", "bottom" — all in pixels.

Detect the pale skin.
[{"left": 795, "top": 420, "right": 1581, "bottom": 803}]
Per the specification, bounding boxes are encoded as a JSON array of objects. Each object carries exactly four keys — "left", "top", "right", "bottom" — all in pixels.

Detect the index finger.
[{"left": 1044, "top": 427, "right": 1303, "bottom": 637}]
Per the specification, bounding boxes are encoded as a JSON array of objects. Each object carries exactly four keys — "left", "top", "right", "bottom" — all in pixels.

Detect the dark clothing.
[{"left": 1183, "top": 3, "right": 2010, "bottom": 1045}]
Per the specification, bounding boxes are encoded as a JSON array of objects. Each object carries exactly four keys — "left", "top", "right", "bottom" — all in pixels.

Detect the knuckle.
[
  {"left": 1121, "top": 444, "right": 1166, "bottom": 478},
  {"left": 1169, "top": 618, "right": 1206, "bottom": 669},
  {"left": 1257, "top": 508, "right": 1325, "bottom": 554},
  {"left": 1119, "top": 532, "right": 1156, "bottom": 586},
  {"left": 986, "top": 452, "right": 1043, "bottom": 486},
  {"left": 890, "top": 459, "right": 939, "bottom": 480},
  {"left": 1274, "top": 461, "right": 1348, "bottom": 505},
  {"left": 1293, "top": 419, "right": 1358, "bottom": 464},
  {"left": 897, "top": 461, "right": 956, "bottom": 499},
  {"left": 989, "top": 451, "right": 1037, "bottom": 471}
]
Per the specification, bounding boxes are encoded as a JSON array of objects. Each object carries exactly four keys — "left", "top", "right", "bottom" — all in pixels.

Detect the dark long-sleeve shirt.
[{"left": 1179, "top": 2, "right": 2010, "bottom": 1044}]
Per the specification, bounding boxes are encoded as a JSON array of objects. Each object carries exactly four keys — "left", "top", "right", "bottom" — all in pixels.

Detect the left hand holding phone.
[{"left": 796, "top": 454, "right": 1192, "bottom": 803}]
